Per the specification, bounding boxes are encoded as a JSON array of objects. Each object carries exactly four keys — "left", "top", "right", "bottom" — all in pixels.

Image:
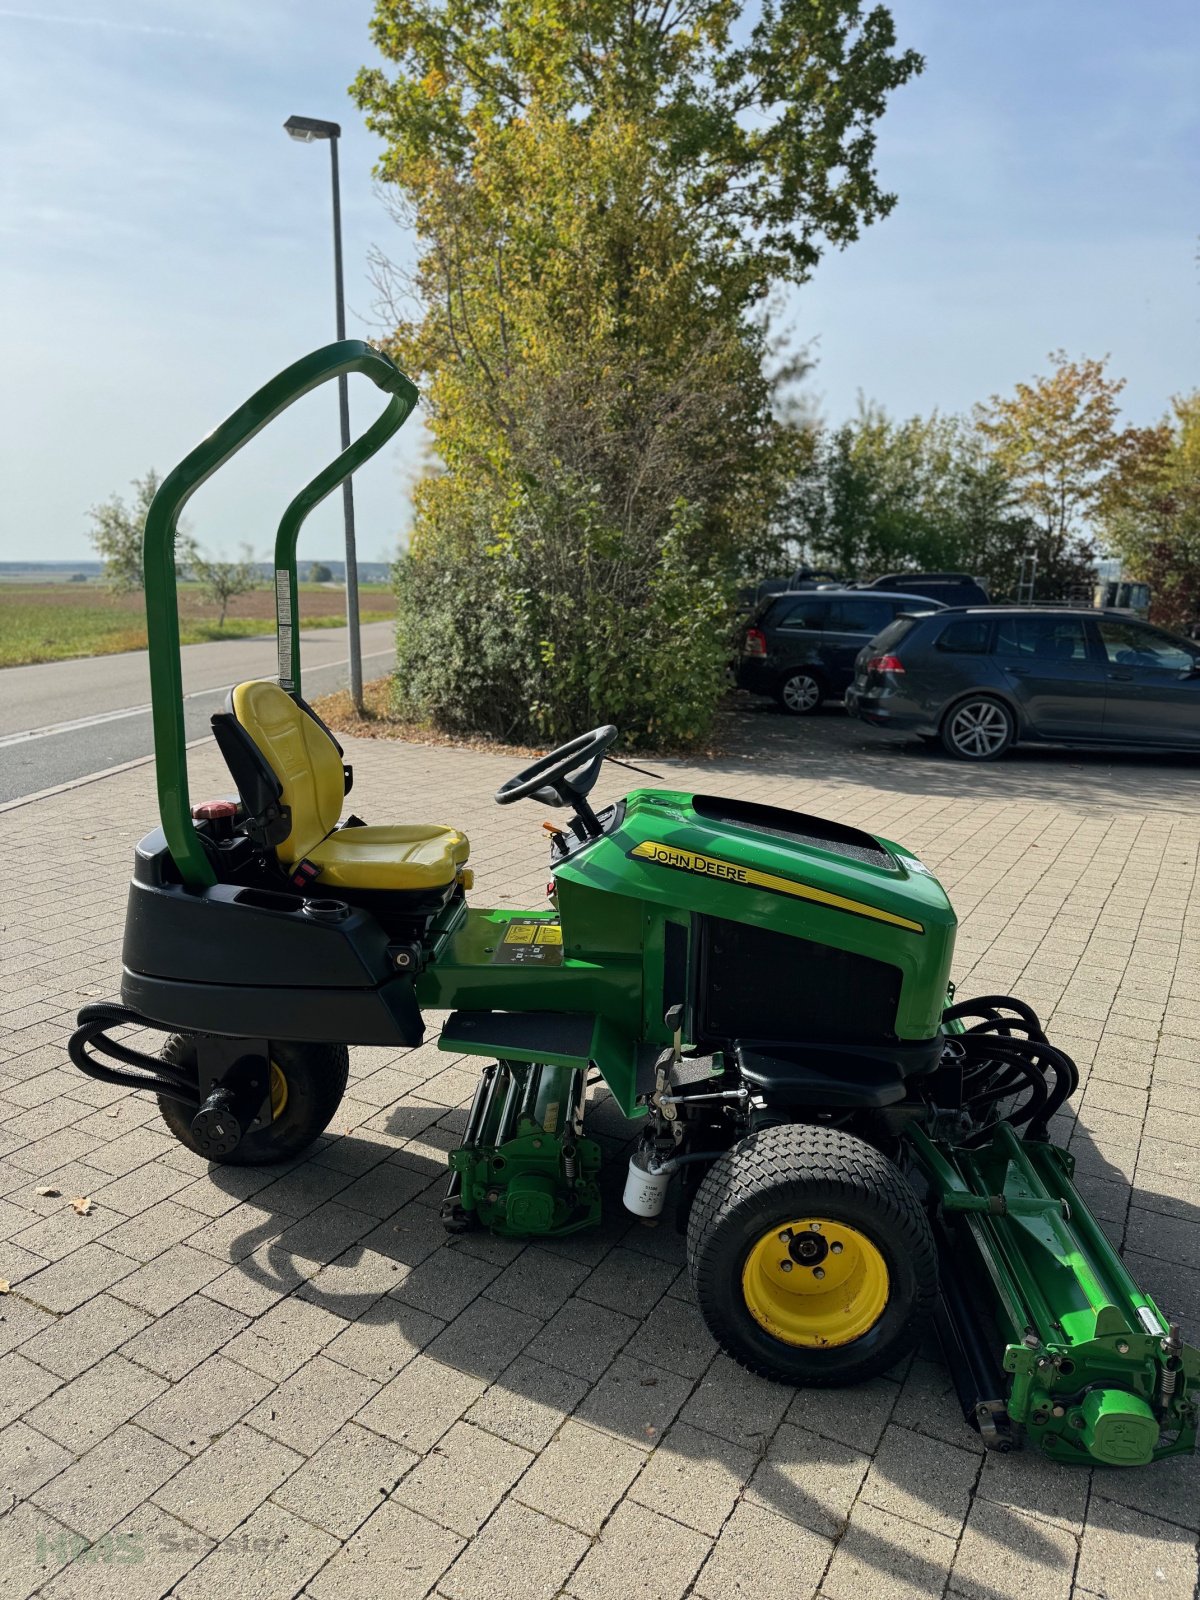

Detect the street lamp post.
[{"left": 284, "top": 113, "right": 364, "bottom": 713}]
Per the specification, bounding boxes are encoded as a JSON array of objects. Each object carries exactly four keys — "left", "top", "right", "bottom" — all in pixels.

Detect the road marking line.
[{"left": 0, "top": 650, "right": 395, "bottom": 748}]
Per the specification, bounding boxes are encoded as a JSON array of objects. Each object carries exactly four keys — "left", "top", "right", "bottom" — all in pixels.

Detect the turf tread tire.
[
  {"left": 687, "top": 1123, "right": 937, "bottom": 1386},
  {"left": 157, "top": 1036, "right": 350, "bottom": 1166}
]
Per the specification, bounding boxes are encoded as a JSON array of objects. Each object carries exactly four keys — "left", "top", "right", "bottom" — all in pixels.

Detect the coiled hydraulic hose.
[
  {"left": 942, "top": 995, "right": 1079, "bottom": 1143},
  {"left": 68, "top": 1003, "right": 200, "bottom": 1108}
]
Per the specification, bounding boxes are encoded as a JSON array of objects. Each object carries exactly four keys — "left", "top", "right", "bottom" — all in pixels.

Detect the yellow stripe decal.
[{"left": 628, "top": 841, "right": 924, "bottom": 934}]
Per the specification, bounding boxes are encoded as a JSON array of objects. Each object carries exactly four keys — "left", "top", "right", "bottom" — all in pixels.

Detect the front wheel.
[
  {"left": 157, "top": 1036, "right": 349, "bottom": 1165},
  {"left": 776, "top": 670, "right": 824, "bottom": 716},
  {"left": 687, "top": 1124, "right": 937, "bottom": 1386},
  {"left": 940, "top": 695, "right": 1015, "bottom": 761}
]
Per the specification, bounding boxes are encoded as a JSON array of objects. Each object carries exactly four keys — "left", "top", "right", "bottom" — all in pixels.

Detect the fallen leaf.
[
  {"left": 104, "top": 1108, "right": 119, "bottom": 1118},
  {"left": 0, "top": 1280, "right": 9, "bottom": 1294},
  {"left": 36, "top": 1187, "right": 61, "bottom": 1198},
  {"left": 70, "top": 1196, "right": 95, "bottom": 1216}
]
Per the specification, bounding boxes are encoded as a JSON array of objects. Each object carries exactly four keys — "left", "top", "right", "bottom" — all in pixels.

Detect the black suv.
[
  {"left": 739, "top": 589, "right": 943, "bottom": 715},
  {"left": 864, "top": 572, "right": 991, "bottom": 608},
  {"left": 845, "top": 607, "right": 1200, "bottom": 759}
]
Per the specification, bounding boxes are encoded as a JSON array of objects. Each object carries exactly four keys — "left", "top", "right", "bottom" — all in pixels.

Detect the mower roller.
[{"left": 69, "top": 341, "right": 1197, "bottom": 1468}]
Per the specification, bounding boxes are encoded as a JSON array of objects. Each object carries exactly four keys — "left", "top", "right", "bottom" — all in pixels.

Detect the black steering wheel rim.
[{"left": 494, "top": 725, "right": 618, "bottom": 809}]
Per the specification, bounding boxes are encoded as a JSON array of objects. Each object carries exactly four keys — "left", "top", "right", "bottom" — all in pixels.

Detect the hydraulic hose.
[
  {"left": 68, "top": 1003, "right": 200, "bottom": 1108},
  {"left": 944, "top": 995, "right": 1079, "bottom": 1144}
]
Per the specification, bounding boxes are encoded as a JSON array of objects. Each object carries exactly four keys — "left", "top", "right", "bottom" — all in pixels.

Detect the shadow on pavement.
[
  {"left": 697, "top": 699, "right": 1200, "bottom": 815},
  {"left": 198, "top": 1075, "right": 1199, "bottom": 1598}
]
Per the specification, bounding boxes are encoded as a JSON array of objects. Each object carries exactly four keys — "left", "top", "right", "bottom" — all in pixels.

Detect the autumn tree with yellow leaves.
[{"left": 354, "top": 0, "right": 923, "bottom": 745}]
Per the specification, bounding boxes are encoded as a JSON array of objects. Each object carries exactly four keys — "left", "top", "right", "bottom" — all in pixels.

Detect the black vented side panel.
[{"left": 696, "top": 916, "right": 903, "bottom": 1045}]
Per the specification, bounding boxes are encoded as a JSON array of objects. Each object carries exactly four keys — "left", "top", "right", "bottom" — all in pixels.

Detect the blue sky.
[{"left": 1, "top": 0, "right": 1197, "bottom": 562}]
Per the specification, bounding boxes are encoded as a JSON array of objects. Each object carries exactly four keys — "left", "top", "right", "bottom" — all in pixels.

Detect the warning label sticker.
[{"left": 491, "top": 920, "right": 564, "bottom": 965}]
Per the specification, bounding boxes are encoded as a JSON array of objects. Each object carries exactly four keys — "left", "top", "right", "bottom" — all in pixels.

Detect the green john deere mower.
[{"left": 69, "top": 342, "right": 1197, "bottom": 1469}]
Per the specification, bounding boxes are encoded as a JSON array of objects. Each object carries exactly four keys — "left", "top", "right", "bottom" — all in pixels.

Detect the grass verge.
[{"left": 0, "top": 584, "right": 394, "bottom": 668}]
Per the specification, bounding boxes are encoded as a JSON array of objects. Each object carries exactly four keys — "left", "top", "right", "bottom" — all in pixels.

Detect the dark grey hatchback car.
[{"left": 845, "top": 607, "right": 1200, "bottom": 760}]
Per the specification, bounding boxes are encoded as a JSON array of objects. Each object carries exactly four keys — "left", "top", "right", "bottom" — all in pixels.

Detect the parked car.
[
  {"left": 845, "top": 607, "right": 1200, "bottom": 760},
  {"left": 739, "top": 589, "right": 943, "bottom": 714},
  {"left": 738, "top": 567, "right": 843, "bottom": 611},
  {"left": 864, "top": 572, "right": 992, "bottom": 608}
]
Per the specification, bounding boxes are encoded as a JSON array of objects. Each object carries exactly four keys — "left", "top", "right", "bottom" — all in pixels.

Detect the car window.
[
  {"left": 776, "top": 598, "right": 831, "bottom": 631},
  {"left": 827, "top": 598, "right": 894, "bottom": 634},
  {"left": 870, "top": 617, "right": 918, "bottom": 654},
  {"left": 994, "top": 615, "right": 1088, "bottom": 661},
  {"left": 1097, "top": 620, "right": 1197, "bottom": 671},
  {"left": 936, "top": 619, "right": 991, "bottom": 654}
]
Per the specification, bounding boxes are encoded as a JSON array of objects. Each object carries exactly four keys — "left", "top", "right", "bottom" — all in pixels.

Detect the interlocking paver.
[
  {"left": 305, "top": 1498, "right": 464, "bottom": 1600},
  {"left": 950, "top": 1496, "right": 1079, "bottom": 1600},
  {"left": 172, "top": 1498, "right": 339, "bottom": 1600},
  {"left": 0, "top": 1417, "right": 74, "bottom": 1507},
  {"left": 244, "top": 1352, "right": 378, "bottom": 1455},
  {"left": 134, "top": 1351, "right": 275, "bottom": 1455},
  {"left": 514, "top": 1417, "right": 645, "bottom": 1533},
  {"left": 862, "top": 1423, "right": 981, "bottom": 1539},
  {"left": 746, "top": 1419, "right": 871, "bottom": 1539},
  {"left": 271, "top": 1419, "right": 416, "bottom": 1539},
  {"left": 439, "top": 1499, "right": 590, "bottom": 1600},
  {"left": 119, "top": 1294, "right": 248, "bottom": 1380},
  {"left": 695, "top": 1499, "right": 833, "bottom": 1600},
  {"left": 224, "top": 1294, "right": 348, "bottom": 1381},
  {"left": 151, "top": 1422, "right": 304, "bottom": 1539},
  {"left": 20, "top": 1291, "right": 153, "bottom": 1381},
  {"left": 5, "top": 722, "right": 1200, "bottom": 1600},
  {"left": 629, "top": 1418, "right": 756, "bottom": 1536},
  {"left": 355, "top": 1351, "right": 486, "bottom": 1451},
  {"left": 567, "top": 1498, "right": 710, "bottom": 1600},
  {"left": 31, "top": 1421, "right": 188, "bottom": 1541},
  {"left": 396, "top": 1417, "right": 532, "bottom": 1535},
  {"left": 464, "top": 1353, "right": 588, "bottom": 1450}
]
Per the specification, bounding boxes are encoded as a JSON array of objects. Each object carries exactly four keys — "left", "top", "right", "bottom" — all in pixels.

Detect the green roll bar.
[{"left": 142, "top": 339, "right": 419, "bottom": 892}]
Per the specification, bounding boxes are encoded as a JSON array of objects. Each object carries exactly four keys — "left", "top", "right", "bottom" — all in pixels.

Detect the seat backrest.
[{"left": 229, "top": 680, "right": 344, "bottom": 862}]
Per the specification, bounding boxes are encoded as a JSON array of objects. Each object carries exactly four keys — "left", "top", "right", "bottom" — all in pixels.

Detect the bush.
[{"left": 394, "top": 474, "right": 732, "bottom": 750}]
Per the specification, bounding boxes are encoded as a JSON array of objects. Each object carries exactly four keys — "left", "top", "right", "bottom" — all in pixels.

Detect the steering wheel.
[{"left": 494, "top": 726, "right": 618, "bottom": 817}]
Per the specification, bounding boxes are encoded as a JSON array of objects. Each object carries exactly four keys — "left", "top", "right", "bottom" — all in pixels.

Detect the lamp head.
[{"left": 284, "top": 115, "right": 340, "bottom": 143}]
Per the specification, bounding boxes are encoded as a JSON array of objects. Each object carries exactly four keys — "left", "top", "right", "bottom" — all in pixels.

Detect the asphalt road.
[{"left": 0, "top": 620, "right": 395, "bottom": 804}]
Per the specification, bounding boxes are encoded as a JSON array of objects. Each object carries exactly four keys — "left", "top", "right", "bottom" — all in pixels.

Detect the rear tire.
[
  {"left": 687, "top": 1123, "right": 937, "bottom": 1386},
  {"left": 940, "top": 695, "right": 1015, "bottom": 761},
  {"left": 775, "top": 670, "right": 824, "bottom": 716},
  {"left": 157, "top": 1036, "right": 349, "bottom": 1165}
]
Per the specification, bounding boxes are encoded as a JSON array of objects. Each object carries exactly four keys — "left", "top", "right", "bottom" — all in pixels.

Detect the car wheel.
[
  {"left": 940, "top": 696, "right": 1016, "bottom": 761},
  {"left": 776, "top": 670, "right": 824, "bottom": 716}
]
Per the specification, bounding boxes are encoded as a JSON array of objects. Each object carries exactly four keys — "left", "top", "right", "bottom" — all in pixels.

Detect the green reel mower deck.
[{"left": 66, "top": 339, "right": 1197, "bottom": 1472}]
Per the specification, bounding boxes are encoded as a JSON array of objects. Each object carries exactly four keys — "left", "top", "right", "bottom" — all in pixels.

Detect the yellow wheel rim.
[
  {"left": 269, "top": 1061, "right": 289, "bottom": 1121},
  {"left": 741, "top": 1217, "right": 889, "bottom": 1348}
]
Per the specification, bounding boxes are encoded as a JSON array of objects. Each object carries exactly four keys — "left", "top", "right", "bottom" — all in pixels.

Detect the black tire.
[
  {"left": 157, "top": 1036, "right": 350, "bottom": 1166},
  {"left": 939, "top": 695, "right": 1015, "bottom": 761},
  {"left": 774, "top": 669, "right": 824, "bottom": 716},
  {"left": 687, "top": 1123, "right": 937, "bottom": 1386}
]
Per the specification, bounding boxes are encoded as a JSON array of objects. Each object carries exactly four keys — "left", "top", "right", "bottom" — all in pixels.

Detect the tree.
[
  {"left": 87, "top": 469, "right": 162, "bottom": 593},
  {"left": 308, "top": 562, "right": 333, "bottom": 583},
  {"left": 188, "top": 546, "right": 262, "bottom": 627},
  {"left": 974, "top": 352, "right": 1127, "bottom": 598},
  {"left": 791, "top": 407, "right": 1038, "bottom": 596},
  {"left": 1099, "top": 394, "right": 1200, "bottom": 629},
  {"left": 355, "top": 0, "right": 923, "bottom": 745}
]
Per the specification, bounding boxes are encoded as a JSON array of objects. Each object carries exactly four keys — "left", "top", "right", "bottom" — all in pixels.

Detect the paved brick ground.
[{"left": 1, "top": 727, "right": 1198, "bottom": 1599}]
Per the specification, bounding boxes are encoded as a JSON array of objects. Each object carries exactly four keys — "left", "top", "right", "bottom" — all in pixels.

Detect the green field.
[{"left": 0, "top": 582, "right": 394, "bottom": 668}]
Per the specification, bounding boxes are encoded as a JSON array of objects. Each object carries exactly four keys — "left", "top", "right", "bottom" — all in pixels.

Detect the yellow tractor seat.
[
  {"left": 306, "top": 823, "right": 469, "bottom": 892},
  {"left": 213, "top": 679, "right": 469, "bottom": 895}
]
